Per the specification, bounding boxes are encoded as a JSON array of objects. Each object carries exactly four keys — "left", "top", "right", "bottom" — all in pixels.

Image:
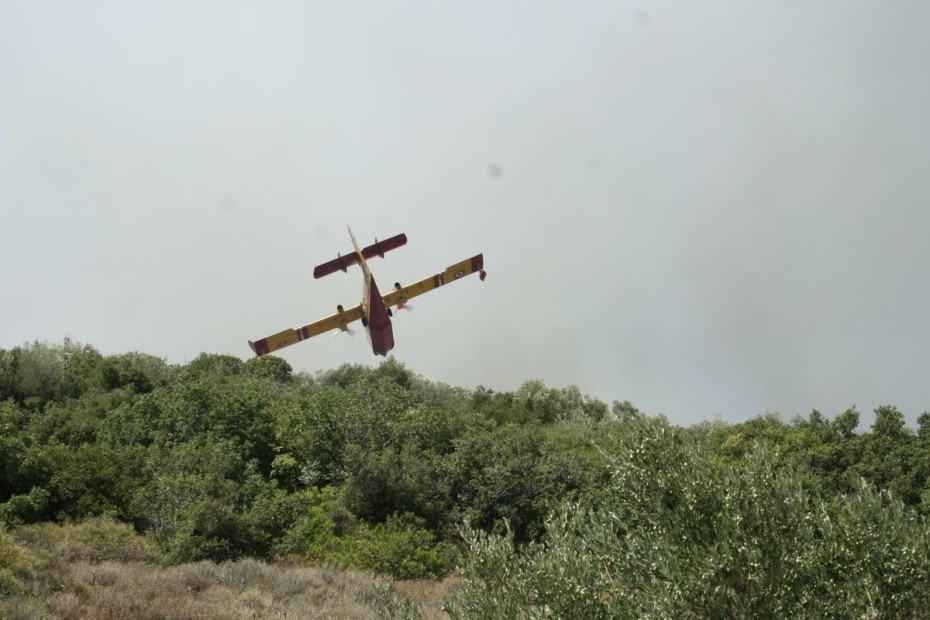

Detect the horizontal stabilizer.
[
  {"left": 313, "top": 233, "right": 407, "bottom": 279},
  {"left": 362, "top": 233, "right": 408, "bottom": 259}
]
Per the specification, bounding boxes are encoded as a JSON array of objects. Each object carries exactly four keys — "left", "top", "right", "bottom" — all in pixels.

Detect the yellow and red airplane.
[{"left": 248, "top": 228, "right": 486, "bottom": 357}]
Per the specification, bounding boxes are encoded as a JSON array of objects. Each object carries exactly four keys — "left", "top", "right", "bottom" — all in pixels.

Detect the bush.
[
  {"left": 345, "top": 514, "right": 459, "bottom": 580},
  {"left": 0, "top": 530, "right": 32, "bottom": 595},
  {"left": 280, "top": 493, "right": 457, "bottom": 579},
  {"left": 448, "top": 416, "right": 930, "bottom": 619},
  {"left": 12, "top": 517, "right": 160, "bottom": 564},
  {"left": 0, "top": 487, "right": 51, "bottom": 526}
]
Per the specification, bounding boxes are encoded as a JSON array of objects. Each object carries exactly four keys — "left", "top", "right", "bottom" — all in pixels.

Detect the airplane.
[{"left": 248, "top": 227, "right": 486, "bottom": 357}]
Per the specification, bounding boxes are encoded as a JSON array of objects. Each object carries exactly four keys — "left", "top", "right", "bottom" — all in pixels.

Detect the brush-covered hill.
[{"left": 2, "top": 339, "right": 930, "bottom": 617}]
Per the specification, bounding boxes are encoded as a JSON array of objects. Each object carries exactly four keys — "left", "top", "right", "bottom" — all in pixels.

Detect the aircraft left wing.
[
  {"left": 249, "top": 304, "right": 365, "bottom": 356},
  {"left": 382, "top": 254, "right": 485, "bottom": 311}
]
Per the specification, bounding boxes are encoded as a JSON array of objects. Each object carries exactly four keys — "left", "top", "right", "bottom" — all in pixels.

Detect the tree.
[
  {"left": 130, "top": 439, "right": 252, "bottom": 562},
  {"left": 101, "top": 351, "right": 174, "bottom": 393},
  {"left": 244, "top": 355, "right": 293, "bottom": 384},
  {"left": 178, "top": 353, "right": 243, "bottom": 381},
  {"left": 450, "top": 415, "right": 930, "bottom": 618},
  {"left": 43, "top": 442, "right": 148, "bottom": 520},
  {"left": 12, "top": 341, "right": 66, "bottom": 407},
  {"left": 445, "top": 423, "right": 558, "bottom": 543},
  {"left": 856, "top": 405, "right": 920, "bottom": 504},
  {"left": 317, "top": 363, "right": 371, "bottom": 388},
  {"left": 0, "top": 348, "right": 19, "bottom": 401},
  {"left": 371, "top": 357, "right": 414, "bottom": 389},
  {"left": 833, "top": 407, "right": 860, "bottom": 439}
]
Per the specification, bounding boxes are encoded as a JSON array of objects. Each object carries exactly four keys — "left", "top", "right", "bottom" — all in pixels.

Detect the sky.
[{"left": 2, "top": 1, "right": 929, "bottom": 427}]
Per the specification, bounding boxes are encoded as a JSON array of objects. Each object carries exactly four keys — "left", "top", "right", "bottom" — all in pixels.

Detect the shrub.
[
  {"left": 280, "top": 494, "right": 458, "bottom": 580},
  {"left": 345, "top": 514, "right": 459, "bottom": 580},
  {"left": 0, "top": 487, "right": 51, "bottom": 526},
  {"left": 13, "top": 517, "right": 159, "bottom": 564},
  {"left": 448, "top": 416, "right": 930, "bottom": 618},
  {"left": 0, "top": 530, "right": 32, "bottom": 595}
]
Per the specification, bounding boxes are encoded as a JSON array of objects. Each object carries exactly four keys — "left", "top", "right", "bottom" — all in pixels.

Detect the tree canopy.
[{"left": 2, "top": 339, "right": 929, "bottom": 616}]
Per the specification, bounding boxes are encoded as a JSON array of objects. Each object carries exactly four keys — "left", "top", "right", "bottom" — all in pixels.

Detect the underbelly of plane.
[{"left": 369, "top": 323, "right": 395, "bottom": 356}]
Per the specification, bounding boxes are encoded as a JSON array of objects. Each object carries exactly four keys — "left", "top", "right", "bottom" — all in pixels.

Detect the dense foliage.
[
  {"left": 2, "top": 340, "right": 930, "bottom": 616},
  {"left": 449, "top": 420, "right": 930, "bottom": 618}
]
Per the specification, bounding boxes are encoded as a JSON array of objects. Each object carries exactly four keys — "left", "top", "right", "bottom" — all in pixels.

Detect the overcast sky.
[{"left": 3, "top": 1, "right": 929, "bottom": 426}]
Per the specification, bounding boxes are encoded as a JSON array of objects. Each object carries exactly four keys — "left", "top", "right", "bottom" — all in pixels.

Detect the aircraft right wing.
[
  {"left": 248, "top": 303, "right": 365, "bottom": 356},
  {"left": 382, "top": 254, "right": 485, "bottom": 311}
]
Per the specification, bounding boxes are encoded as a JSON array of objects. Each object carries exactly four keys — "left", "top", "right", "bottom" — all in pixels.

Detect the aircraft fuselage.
[
  {"left": 352, "top": 228, "right": 395, "bottom": 356},
  {"left": 364, "top": 276, "right": 394, "bottom": 356}
]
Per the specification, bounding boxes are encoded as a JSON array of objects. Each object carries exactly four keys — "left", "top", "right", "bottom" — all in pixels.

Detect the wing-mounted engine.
[
  {"left": 392, "top": 282, "right": 406, "bottom": 310},
  {"left": 383, "top": 254, "right": 485, "bottom": 312}
]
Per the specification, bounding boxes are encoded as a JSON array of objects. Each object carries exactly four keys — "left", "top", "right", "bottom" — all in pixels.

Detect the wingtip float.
[{"left": 248, "top": 228, "right": 486, "bottom": 358}]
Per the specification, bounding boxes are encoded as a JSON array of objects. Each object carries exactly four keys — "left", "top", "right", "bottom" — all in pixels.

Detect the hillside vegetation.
[{"left": 2, "top": 339, "right": 930, "bottom": 617}]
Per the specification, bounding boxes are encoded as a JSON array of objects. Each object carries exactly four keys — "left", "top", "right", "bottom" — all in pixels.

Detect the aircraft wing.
[
  {"left": 382, "top": 254, "right": 485, "bottom": 310},
  {"left": 249, "top": 304, "right": 365, "bottom": 356}
]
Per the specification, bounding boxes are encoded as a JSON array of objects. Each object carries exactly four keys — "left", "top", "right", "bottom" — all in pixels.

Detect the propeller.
[
  {"left": 389, "top": 283, "right": 414, "bottom": 314},
  {"left": 330, "top": 326, "right": 356, "bottom": 339}
]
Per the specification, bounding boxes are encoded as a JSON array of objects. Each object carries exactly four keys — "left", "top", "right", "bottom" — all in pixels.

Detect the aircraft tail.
[{"left": 313, "top": 232, "right": 407, "bottom": 279}]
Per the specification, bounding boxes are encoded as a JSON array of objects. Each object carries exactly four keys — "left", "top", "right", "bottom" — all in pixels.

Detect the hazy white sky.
[{"left": 3, "top": 1, "right": 929, "bottom": 426}]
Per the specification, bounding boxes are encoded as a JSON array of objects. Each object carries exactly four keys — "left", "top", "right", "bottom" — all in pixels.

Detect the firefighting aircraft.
[{"left": 248, "top": 228, "right": 486, "bottom": 357}]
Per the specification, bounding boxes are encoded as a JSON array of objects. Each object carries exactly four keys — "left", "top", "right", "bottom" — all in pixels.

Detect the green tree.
[
  {"left": 272, "top": 384, "right": 352, "bottom": 489},
  {"left": 0, "top": 348, "right": 20, "bottom": 401},
  {"left": 833, "top": 406, "right": 860, "bottom": 439},
  {"left": 446, "top": 422, "right": 558, "bottom": 543},
  {"left": 470, "top": 386, "right": 528, "bottom": 425},
  {"left": 371, "top": 356, "right": 414, "bottom": 389},
  {"left": 12, "top": 341, "right": 66, "bottom": 407},
  {"left": 0, "top": 401, "right": 29, "bottom": 503},
  {"left": 450, "top": 415, "right": 930, "bottom": 618},
  {"left": 43, "top": 443, "right": 149, "bottom": 520},
  {"left": 127, "top": 366, "right": 278, "bottom": 471},
  {"left": 317, "top": 362, "right": 372, "bottom": 388},
  {"left": 856, "top": 405, "right": 921, "bottom": 504},
  {"left": 100, "top": 351, "right": 174, "bottom": 393},
  {"left": 244, "top": 355, "right": 292, "bottom": 383},
  {"left": 130, "top": 439, "right": 257, "bottom": 562}
]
